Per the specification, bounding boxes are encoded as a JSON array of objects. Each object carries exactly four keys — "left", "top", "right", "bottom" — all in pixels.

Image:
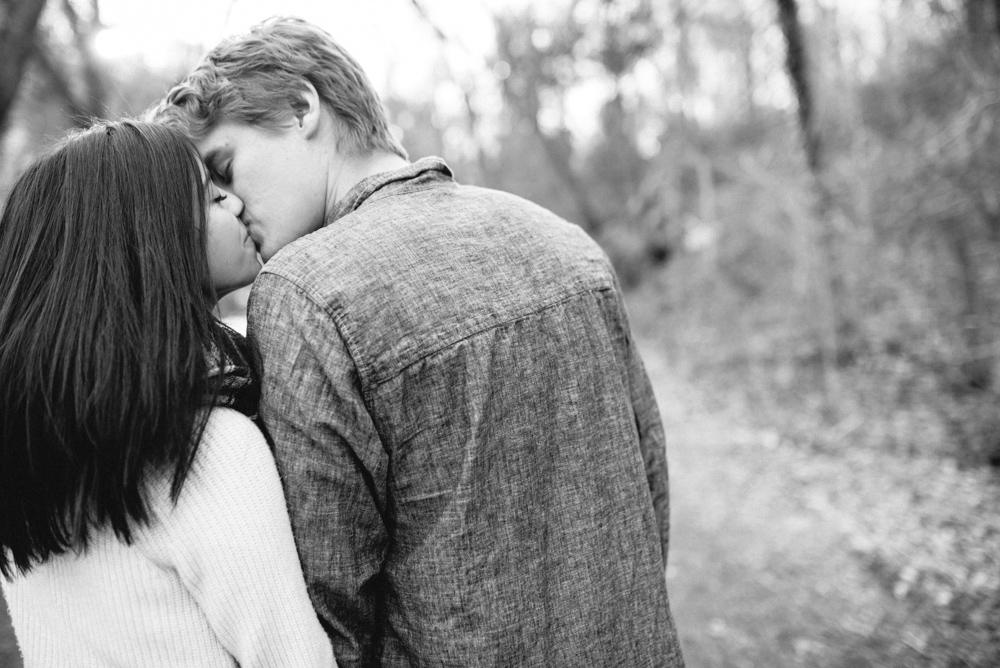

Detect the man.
[{"left": 154, "top": 17, "right": 684, "bottom": 668}]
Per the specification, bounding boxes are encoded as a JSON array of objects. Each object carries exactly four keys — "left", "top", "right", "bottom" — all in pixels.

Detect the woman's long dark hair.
[{"left": 0, "top": 120, "right": 223, "bottom": 577}]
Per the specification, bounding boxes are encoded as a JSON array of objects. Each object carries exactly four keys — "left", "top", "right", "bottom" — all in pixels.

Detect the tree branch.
[
  {"left": 60, "top": 0, "right": 107, "bottom": 121},
  {"left": 0, "top": 0, "right": 49, "bottom": 135},
  {"left": 406, "top": 0, "right": 492, "bottom": 179}
]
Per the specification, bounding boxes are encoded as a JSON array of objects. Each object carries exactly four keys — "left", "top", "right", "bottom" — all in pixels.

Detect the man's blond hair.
[{"left": 150, "top": 16, "right": 407, "bottom": 159}]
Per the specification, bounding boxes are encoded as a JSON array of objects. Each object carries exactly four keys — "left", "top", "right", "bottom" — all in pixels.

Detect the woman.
[{"left": 0, "top": 120, "right": 335, "bottom": 667}]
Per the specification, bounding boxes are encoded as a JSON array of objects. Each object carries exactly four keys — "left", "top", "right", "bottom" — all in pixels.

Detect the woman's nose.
[{"left": 222, "top": 191, "right": 244, "bottom": 217}]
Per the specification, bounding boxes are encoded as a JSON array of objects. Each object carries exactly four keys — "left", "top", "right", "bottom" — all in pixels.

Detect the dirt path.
[{"left": 639, "top": 338, "right": 952, "bottom": 668}]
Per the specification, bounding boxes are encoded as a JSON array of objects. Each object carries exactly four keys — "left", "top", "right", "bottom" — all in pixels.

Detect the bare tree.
[
  {"left": 774, "top": 0, "right": 848, "bottom": 395},
  {"left": 0, "top": 0, "right": 49, "bottom": 137}
]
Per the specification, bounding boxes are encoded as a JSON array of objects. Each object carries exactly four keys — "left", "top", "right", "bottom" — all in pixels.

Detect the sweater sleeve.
[{"left": 145, "top": 408, "right": 336, "bottom": 668}]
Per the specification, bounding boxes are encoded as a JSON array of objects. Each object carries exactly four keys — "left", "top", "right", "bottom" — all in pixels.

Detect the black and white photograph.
[{"left": 1, "top": 1, "right": 998, "bottom": 666}]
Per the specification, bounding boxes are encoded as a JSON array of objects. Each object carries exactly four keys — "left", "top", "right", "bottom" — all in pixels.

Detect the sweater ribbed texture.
[{"left": 2, "top": 408, "right": 337, "bottom": 667}]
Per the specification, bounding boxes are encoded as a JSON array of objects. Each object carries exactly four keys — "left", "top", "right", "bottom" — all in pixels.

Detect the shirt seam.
[
  {"left": 260, "top": 267, "right": 614, "bottom": 392},
  {"left": 255, "top": 269, "right": 372, "bottom": 388},
  {"left": 367, "top": 280, "right": 615, "bottom": 389}
]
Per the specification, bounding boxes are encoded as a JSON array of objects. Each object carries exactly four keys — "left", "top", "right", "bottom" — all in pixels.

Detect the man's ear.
[{"left": 290, "top": 81, "right": 322, "bottom": 139}]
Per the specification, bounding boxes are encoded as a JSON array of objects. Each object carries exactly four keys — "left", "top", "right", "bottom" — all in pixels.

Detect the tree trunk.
[
  {"left": 965, "top": 0, "right": 1000, "bottom": 49},
  {"left": 968, "top": 0, "right": 988, "bottom": 36},
  {"left": 775, "top": 0, "right": 847, "bottom": 398},
  {"left": 775, "top": 0, "right": 823, "bottom": 174},
  {"left": 738, "top": 13, "right": 757, "bottom": 123},
  {"left": 942, "top": 216, "right": 993, "bottom": 390},
  {"left": 0, "top": 0, "right": 49, "bottom": 137}
]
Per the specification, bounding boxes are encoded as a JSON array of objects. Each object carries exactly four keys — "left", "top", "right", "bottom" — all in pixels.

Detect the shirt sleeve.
[
  {"left": 628, "top": 340, "right": 671, "bottom": 567},
  {"left": 146, "top": 408, "right": 336, "bottom": 668},
  {"left": 247, "top": 272, "right": 389, "bottom": 668},
  {"left": 612, "top": 287, "right": 671, "bottom": 568}
]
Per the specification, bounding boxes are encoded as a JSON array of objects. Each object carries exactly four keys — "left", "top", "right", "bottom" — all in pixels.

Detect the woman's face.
[{"left": 205, "top": 182, "right": 260, "bottom": 298}]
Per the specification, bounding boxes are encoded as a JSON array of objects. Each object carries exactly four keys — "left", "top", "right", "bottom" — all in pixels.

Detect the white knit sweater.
[{"left": 1, "top": 408, "right": 336, "bottom": 668}]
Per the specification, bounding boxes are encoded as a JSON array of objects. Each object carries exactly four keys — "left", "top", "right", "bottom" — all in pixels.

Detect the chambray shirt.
[{"left": 247, "top": 158, "right": 685, "bottom": 667}]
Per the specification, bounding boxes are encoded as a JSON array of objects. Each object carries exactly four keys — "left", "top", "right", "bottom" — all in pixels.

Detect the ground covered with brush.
[{"left": 632, "top": 293, "right": 1000, "bottom": 667}]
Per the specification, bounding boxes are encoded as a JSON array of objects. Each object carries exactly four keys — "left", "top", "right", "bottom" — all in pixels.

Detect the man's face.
[{"left": 198, "top": 121, "right": 328, "bottom": 262}]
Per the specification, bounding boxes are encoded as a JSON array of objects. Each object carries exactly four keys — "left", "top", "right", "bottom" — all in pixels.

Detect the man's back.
[{"left": 249, "top": 159, "right": 684, "bottom": 667}]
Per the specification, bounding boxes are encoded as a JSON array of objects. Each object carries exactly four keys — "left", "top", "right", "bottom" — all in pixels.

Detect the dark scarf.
[{"left": 204, "top": 321, "right": 261, "bottom": 425}]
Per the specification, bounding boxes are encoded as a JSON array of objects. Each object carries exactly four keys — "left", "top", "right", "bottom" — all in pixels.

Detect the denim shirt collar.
[{"left": 325, "top": 156, "right": 454, "bottom": 227}]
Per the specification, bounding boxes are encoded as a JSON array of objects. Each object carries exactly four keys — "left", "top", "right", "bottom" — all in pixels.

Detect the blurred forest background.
[{"left": 3, "top": 0, "right": 1000, "bottom": 665}]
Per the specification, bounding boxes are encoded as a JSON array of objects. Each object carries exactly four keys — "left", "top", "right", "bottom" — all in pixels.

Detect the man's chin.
[{"left": 253, "top": 242, "right": 270, "bottom": 263}]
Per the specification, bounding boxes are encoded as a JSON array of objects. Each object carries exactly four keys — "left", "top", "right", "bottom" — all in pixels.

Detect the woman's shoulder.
[
  {"left": 190, "top": 408, "right": 274, "bottom": 487},
  {"left": 145, "top": 409, "right": 275, "bottom": 521},
  {"left": 140, "top": 408, "right": 285, "bottom": 559},
  {"left": 201, "top": 406, "right": 266, "bottom": 445}
]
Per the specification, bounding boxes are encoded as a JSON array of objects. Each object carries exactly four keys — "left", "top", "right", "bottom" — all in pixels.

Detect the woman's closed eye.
[{"left": 207, "top": 182, "right": 228, "bottom": 205}]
